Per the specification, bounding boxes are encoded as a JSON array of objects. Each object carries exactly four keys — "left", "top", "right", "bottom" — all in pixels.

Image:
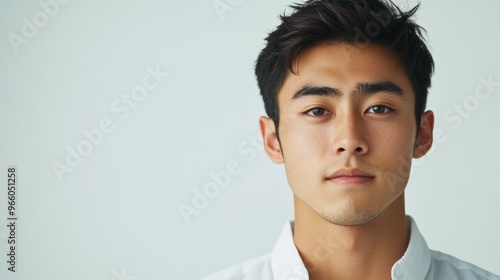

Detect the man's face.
[{"left": 260, "top": 43, "right": 433, "bottom": 226}]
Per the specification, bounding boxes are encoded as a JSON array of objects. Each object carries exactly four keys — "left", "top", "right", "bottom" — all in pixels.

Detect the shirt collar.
[
  {"left": 391, "top": 215, "right": 432, "bottom": 280},
  {"left": 270, "top": 216, "right": 431, "bottom": 280},
  {"left": 271, "top": 221, "right": 309, "bottom": 280}
]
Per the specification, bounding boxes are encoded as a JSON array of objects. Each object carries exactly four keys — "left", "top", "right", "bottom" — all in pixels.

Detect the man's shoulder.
[
  {"left": 199, "top": 253, "right": 273, "bottom": 280},
  {"left": 428, "top": 250, "right": 500, "bottom": 280}
]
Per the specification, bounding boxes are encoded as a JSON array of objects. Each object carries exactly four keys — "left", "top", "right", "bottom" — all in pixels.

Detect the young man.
[{"left": 203, "top": 0, "right": 500, "bottom": 279}]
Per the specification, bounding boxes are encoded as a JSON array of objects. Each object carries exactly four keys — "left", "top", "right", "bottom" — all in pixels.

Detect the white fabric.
[{"left": 201, "top": 216, "right": 500, "bottom": 280}]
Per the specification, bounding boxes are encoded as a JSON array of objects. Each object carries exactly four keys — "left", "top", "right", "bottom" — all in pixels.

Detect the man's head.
[
  {"left": 255, "top": 0, "right": 434, "bottom": 138},
  {"left": 256, "top": 0, "right": 435, "bottom": 226}
]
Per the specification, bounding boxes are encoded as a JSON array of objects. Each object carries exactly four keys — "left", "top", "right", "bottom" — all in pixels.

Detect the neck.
[{"left": 293, "top": 194, "right": 409, "bottom": 280}]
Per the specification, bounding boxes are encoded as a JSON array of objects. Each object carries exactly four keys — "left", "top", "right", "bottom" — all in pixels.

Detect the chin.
[{"left": 317, "top": 203, "right": 385, "bottom": 226}]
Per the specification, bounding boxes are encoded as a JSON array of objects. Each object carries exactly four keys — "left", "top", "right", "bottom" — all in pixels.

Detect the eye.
[
  {"left": 367, "top": 105, "right": 392, "bottom": 114},
  {"left": 305, "top": 107, "right": 331, "bottom": 117}
]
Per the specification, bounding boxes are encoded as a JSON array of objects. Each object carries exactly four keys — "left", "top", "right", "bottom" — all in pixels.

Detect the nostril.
[{"left": 337, "top": 146, "right": 366, "bottom": 154}]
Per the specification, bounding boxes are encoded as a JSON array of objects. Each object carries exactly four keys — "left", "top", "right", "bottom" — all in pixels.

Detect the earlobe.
[
  {"left": 413, "top": 110, "right": 434, "bottom": 158},
  {"left": 259, "top": 116, "right": 284, "bottom": 164}
]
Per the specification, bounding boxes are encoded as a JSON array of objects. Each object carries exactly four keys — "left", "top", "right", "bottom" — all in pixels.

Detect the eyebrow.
[
  {"left": 291, "top": 81, "right": 406, "bottom": 100},
  {"left": 291, "top": 86, "right": 341, "bottom": 99},
  {"left": 356, "top": 81, "right": 404, "bottom": 96}
]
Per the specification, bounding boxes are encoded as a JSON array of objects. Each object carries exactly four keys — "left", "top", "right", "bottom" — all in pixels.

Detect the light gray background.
[{"left": 0, "top": 0, "right": 499, "bottom": 279}]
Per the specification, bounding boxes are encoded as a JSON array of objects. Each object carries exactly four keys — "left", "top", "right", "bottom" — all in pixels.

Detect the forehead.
[{"left": 278, "top": 43, "right": 414, "bottom": 102}]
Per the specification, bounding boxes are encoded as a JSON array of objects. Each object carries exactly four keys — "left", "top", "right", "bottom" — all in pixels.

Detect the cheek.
[
  {"left": 279, "top": 123, "right": 329, "bottom": 189},
  {"left": 281, "top": 119, "right": 330, "bottom": 157},
  {"left": 371, "top": 119, "right": 416, "bottom": 177},
  {"left": 380, "top": 128, "right": 413, "bottom": 153}
]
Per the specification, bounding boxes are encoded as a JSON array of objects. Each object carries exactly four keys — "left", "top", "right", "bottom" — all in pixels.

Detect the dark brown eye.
[
  {"left": 306, "top": 107, "right": 330, "bottom": 116},
  {"left": 368, "top": 105, "right": 391, "bottom": 114}
]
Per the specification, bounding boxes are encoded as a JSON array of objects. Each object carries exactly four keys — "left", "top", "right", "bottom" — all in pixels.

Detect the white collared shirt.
[{"left": 201, "top": 216, "right": 500, "bottom": 280}]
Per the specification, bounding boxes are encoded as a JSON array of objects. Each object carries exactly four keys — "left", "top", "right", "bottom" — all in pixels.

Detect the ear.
[
  {"left": 259, "top": 116, "right": 284, "bottom": 164},
  {"left": 413, "top": 110, "right": 434, "bottom": 159}
]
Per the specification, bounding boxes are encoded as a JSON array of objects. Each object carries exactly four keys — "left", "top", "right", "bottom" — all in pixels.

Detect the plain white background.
[{"left": 0, "top": 0, "right": 499, "bottom": 279}]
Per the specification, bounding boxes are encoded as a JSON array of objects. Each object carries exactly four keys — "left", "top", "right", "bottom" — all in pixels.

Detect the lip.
[{"left": 326, "top": 168, "right": 375, "bottom": 185}]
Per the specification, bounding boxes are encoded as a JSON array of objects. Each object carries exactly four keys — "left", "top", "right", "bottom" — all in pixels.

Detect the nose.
[{"left": 332, "top": 111, "right": 369, "bottom": 155}]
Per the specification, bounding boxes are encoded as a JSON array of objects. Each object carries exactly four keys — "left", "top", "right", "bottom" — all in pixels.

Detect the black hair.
[{"left": 255, "top": 0, "right": 434, "bottom": 138}]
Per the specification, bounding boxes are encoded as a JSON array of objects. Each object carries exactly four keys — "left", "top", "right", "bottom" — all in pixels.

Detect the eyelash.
[
  {"left": 304, "top": 105, "right": 393, "bottom": 117},
  {"left": 304, "top": 107, "right": 331, "bottom": 117},
  {"left": 367, "top": 105, "right": 393, "bottom": 114}
]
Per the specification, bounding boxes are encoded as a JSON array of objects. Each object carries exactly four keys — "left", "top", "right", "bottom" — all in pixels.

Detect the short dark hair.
[{"left": 255, "top": 0, "right": 434, "bottom": 138}]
